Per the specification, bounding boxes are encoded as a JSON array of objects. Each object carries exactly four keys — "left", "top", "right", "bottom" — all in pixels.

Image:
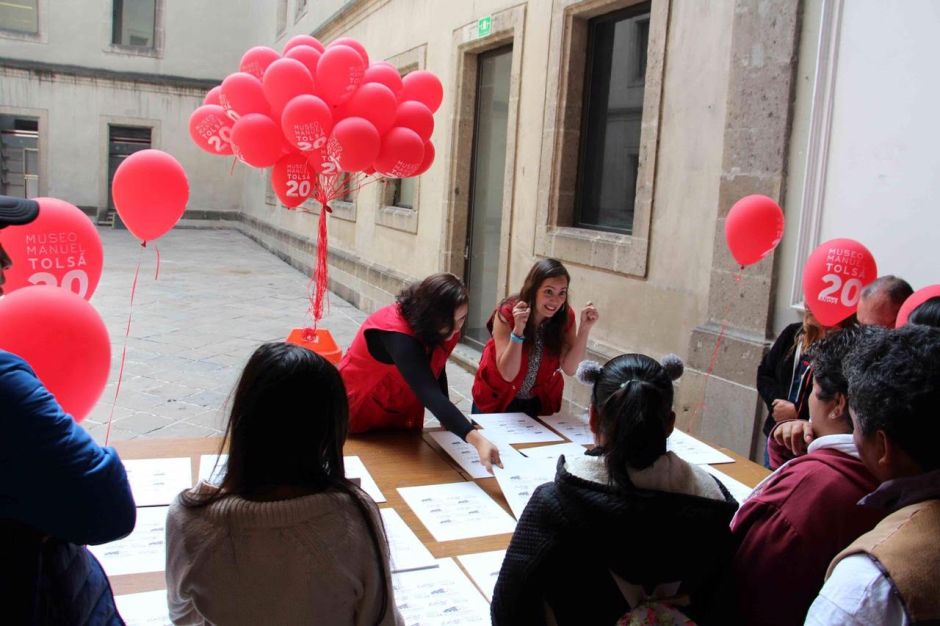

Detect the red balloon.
[
  {"left": 263, "top": 58, "right": 315, "bottom": 117},
  {"left": 363, "top": 63, "right": 403, "bottom": 96},
  {"left": 220, "top": 72, "right": 271, "bottom": 121},
  {"left": 316, "top": 45, "right": 366, "bottom": 106},
  {"left": 272, "top": 152, "right": 315, "bottom": 208},
  {"left": 0, "top": 197, "right": 104, "bottom": 300},
  {"left": 345, "top": 83, "right": 397, "bottom": 136},
  {"left": 896, "top": 285, "right": 940, "bottom": 328},
  {"left": 400, "top": 70, "right": 444, "bottom": 113},
  {"left": 394, "top": 101, "right": 434, "bottom": 143},
  {"left": 0, "top": 286, "right": 110, "bottom": 421},
  {"left": 411, "top": 141, "right": 435, "bottom": 177},
  {"left": 327, "top": 117, "right": 380, "bottom": 173},
  {"left": 374, "top": 127, "right": 425, "bottom": 178},
  {"left": 239, "top": 46, "right": 280, "bottom": 79},
  {"left": 112, "top": 150, "right": 189, "bottom": 242},
  {"left": 724, "top": 195, "right": 785, "bottom": 266},
  {"left": 189, "top": 105, "right": 235, "bottom": 155},
  {"left": 284, "top": 34, "right": 324, "bottom": 54},
  {"left": 281, "top": 95, "right": 333, "bottom": 153},
  {"left": 285, "top": 45, "right": 322, "bottom": 81},
  {"left": 230, "top": 114, "right": 284, "bottom": 168},
  {"left": 203, "top": 86, "right": 222, "bottom": 106},
  {"left": 803, "top": 238, "right": 878, "bottom": 327},
  {"left": 328, "top": 37, "right": 369, "bottom": 65}
]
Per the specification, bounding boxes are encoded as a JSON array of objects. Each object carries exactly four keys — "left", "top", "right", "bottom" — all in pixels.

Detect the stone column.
[{"left": 677, "top": 0, "right": 803, "bottom": 458}]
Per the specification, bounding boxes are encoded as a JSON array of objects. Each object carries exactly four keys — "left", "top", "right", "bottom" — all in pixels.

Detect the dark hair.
[
  {"left": 514, "top": 258, "right": 571, "bottom": 354},
  {"left": 845, "top": 324, "right": 940, "bottom": 472},
  {"left": 861, "top": 275, "right": 914, "bottom": 307},
  {"left": 590, "top": 353, "right": 684, "bottom": 479},
  {"left": 909, "top": 296, "right": 940, "bottom": 328},
  {"left": 185, "top": 342, "right": 390, "bottom": 624},
  {"left": 807, "top": 326, "right": 879, "bottom": 428},
  {"left": 397, "top": 273, "right": 469, "bottom": 348}
]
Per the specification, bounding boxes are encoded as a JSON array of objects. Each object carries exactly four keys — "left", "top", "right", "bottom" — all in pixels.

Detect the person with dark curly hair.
[
  {"left": 806, "top": 324, "right": 940, "bottom": 625},
  {"left": 491, "top": 353, "right": 738, "bottom": 626},
  {"left": 729, "top": 327, "right": 885, "bottom": 626},
  {"left": 908, "top": 295, "right": 940, "bottom": 328},
  {"left": 339, "top": 273, "right": 502, "bottom": 471}
]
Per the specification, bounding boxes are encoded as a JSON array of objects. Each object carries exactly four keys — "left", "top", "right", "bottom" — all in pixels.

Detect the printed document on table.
[
  {"left": 702, "top": 464, "right": 754, "bottom": 505},
  {"left": 520, "top": 442, "right": 591, "bottom": 463},
  {"left": 428, "top": 430, "right": 495, "bottom": 478},
  {"left": 457, "top": 550, "right": 506, "bottom": 602},
  {"left": 472, "top": 412, "right": 564, "bottom": 444},
  {"left": 666, "top": 429, "right": 734, "bottom": 465},
  {"left": 393, "top": 558, "right": 491, "bottom": 625},
  {"left": 540, "top": 412, "right": 595, "bottom": 445},
  {"left": 123, "top": 458, "right": 193, "bottom": 507},
  {"left": 380, "top": 508, "right": 437, "bottom": 573},
  {"left": 398, "top": 481, "right": 516, "bottom": 542},
  {"left": 88, "top": 506, "right": 168, "bottom": 576},
  {"left": 493, "top": 455, "right": 557, "bottom": 519},
  {"left": 344, "top": 455, "right": 387, "bottom": 502},
  {"left": 114, "top": 590, "right": 172, "bottom": 626},
  {"left": 198, "top": 454, "right": 227, "bottom": 484}
]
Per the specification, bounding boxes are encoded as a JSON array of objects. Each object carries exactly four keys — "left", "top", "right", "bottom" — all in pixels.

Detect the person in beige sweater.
[{"left": 165, "top": 342, "right": 403, "bottom": 626}]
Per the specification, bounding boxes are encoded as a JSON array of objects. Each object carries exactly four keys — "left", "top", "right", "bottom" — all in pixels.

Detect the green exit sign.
[{"left": 475, "top": 15, "right": 492, "bottom": 39}]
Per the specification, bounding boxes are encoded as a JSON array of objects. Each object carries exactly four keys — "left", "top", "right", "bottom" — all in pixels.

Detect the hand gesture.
[
  {"left": 511, "top": 301, "right": 530, "bottom": 335},
  {"left": 580, "top": 301, "right": 599, "bottom": 329},
  {"left": 771, "top": 399, "right": 798, "bottom": 423},
  {"left": 772, "top": 419, "right": 814, "bottom": 456},
  {"left": 466, "top": 430, "right": 503, "bottom": 473}
]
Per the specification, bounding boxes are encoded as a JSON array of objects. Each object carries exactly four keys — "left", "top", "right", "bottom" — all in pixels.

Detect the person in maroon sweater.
[{"left": 729, "top": 326, "right": 886, "bottom": 626}]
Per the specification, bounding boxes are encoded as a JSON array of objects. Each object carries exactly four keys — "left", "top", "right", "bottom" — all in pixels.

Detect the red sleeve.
[
  {"left": 497, "top": 298, "right": 517, "bottom": 325},
  {"left": 730, "top": 496, "right": 824, "bottom": 625},
  {"left": 768, "top": 421, "right": 801, "bottom": 469}
]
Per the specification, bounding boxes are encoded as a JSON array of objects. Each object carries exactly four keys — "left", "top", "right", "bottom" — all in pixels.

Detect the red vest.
[
  {"left": 339, "top": 304, "right": 459, "bottom": 433},
  {"left": 471, "top": 298, "right": 574, "bottom": 414}
]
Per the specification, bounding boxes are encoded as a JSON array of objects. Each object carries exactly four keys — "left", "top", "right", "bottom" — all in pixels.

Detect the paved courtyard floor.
[{"left": 81, "top": 227, "right": 475, "bottom": 444}]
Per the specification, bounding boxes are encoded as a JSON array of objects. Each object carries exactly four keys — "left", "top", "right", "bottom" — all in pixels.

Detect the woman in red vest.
[
  {"left": 339, "top": 273, "right": 502, "bottom": 471},
  {"left": 472, "top": 259, "right": 599, "bottom": 417}
]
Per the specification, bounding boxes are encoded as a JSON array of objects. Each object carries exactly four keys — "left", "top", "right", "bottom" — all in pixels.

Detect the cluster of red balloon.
[{"left": 189, "top": 35, "right": 441, "bottom": 208}]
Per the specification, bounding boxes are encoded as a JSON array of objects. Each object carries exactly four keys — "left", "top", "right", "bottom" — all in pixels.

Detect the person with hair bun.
[
  {"left": 491, "top": 353, "right": 738, "bottom": 626},
  {"left": 339, "top": 273, "right": 501, "bottom": 471}
]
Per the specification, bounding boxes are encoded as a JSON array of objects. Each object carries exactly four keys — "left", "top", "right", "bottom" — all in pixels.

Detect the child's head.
[
  {"left": 577, "top": 353, "right": 684, "bottom": 478},
  {"left": 221, "top": 341, "right": 349, "bottom": 497}
]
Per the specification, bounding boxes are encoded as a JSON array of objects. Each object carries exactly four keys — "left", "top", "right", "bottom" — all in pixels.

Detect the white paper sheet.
[
  {"left": 493, "top": 455, "right": 557, "bottom": 519},
  {"left": 428, "top": 430, "right": 495, "bottom": 478},
  {"left": 123, "top": 458, "right": 193, "bottom": 507},
  {"left": 344, "top": 455, "right": 387, "bottom": 502},
  {"left": 539, "top": 413, "right": 595, "bottom": 445},
  {"left": 89, "top": 506, "right": 168, "bottom": 576},
  {"left": 702, "top": 464, "right": 754, "bottom": 504},
  {"left": 397, "top": 482, "right": 516, "bottom": 542},
  {"left": 472, "top": 412, "right": 564, "bottom": 445},
  {"left": 457, "top": 550, "right": 506, "bottom": 602},
  {"left": 198, "top": 454, "right": 227, "bottom": 484},
  {"left": 114, "top": 590, "right": 172, "bottom": 626},
  {"left": 393, "top": 558, "right": 491, "bottom": 624},
  {"left": 666, "top": 429, "right": 734, "bottom": 465},
  {"left": 380, "top": 508, "right": 437, "bottom": 573},
  {"left": 520, "top": 442, "right": 590, "bottom": 463}
]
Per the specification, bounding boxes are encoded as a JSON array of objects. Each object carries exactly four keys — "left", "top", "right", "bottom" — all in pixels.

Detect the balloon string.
[
  {"left": 691, "top": 267, "right": 745, "bottom": 422},
  {"left": 154, "top": 243, "right": 161, "bottom": 280},
  {"left": 105, "top": 246, "right": 143, "bottom": 446}
]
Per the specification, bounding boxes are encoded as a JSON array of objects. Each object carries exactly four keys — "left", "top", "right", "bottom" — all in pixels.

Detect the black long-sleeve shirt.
[{"left": 364, "top": 329, "right": 474, "bottom": 440}]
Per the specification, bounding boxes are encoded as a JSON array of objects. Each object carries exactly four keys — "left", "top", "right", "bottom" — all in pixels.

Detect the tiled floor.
[{"left": 82, "top": 227, "right": 475, "bottom": 443}]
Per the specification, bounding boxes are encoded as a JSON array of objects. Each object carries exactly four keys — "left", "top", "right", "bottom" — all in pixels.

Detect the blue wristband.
[{"left": 510, "top": 332, "right": 525, "bottom": 344}]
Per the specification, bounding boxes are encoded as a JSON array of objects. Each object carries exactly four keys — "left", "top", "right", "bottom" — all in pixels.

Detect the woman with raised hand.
[
  {"left": 491, "top": 353, "right": 737, "bottom": 626},
  {"left": 166, "top": 342, "right": 402, "bottom": 626},
  {"left": 472, "top": 258, "right": 599, "bottom": 418},
  {"left": 339, "top": 273, "right": 502, "bottom": 471}
]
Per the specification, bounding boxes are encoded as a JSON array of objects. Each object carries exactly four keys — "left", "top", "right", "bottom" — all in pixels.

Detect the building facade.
[{"left": 2, "top": 0, "right": 937, "bottom": 460}]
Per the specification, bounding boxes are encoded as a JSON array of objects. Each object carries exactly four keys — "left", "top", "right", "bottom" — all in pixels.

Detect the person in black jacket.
[{"left": 491, "top": 353, "right": 738, "bottom": 626}]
